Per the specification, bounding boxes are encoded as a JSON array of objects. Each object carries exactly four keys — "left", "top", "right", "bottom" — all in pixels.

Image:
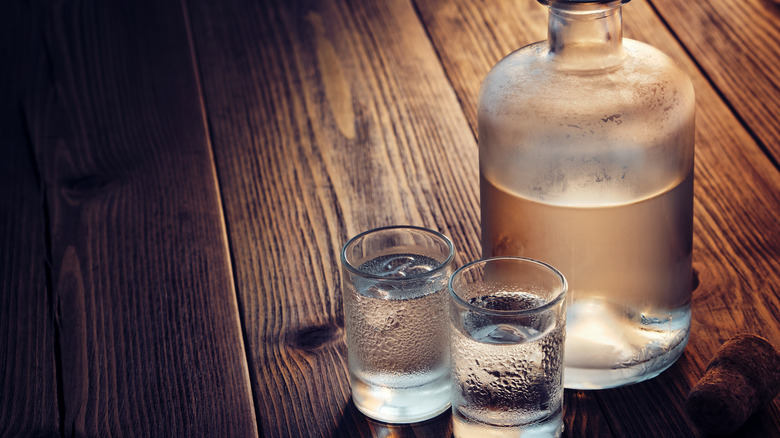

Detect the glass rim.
[
  {"left": 539, "top": 0, "right": 628, "bottom": 13},
  {"left": 340, "top": 225, "right": 455, "bottom": 281},
  {"left": 448, "top": 256, "right": 568, "bottom": 316},
  {"left": 538, "top": 0, "right": 628, "bottom": 5}
]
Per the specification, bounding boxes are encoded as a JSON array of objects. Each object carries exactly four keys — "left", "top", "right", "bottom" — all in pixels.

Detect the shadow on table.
[{"left": 330, "top": 398, "right": 452, "bottom": 438}]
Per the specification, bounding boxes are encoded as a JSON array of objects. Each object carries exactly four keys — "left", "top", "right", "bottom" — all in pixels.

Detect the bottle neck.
[{"left": 547, "top": 1, "right": 625, "bottom": 70}]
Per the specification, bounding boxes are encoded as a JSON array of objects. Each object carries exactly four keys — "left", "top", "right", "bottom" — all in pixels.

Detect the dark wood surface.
[
  {"left": 0, "top": 2, "right": 60, "bottom": 435},
  {"left": 1, "top": 0, "right": 778, "bottom": 437}
]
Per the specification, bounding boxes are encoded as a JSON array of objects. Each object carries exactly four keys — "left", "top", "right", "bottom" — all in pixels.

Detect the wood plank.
[
  {"left": 562, "top": 390, "right": 613, "bottom": 437},
  {"left": 21, "top": 1, "right": 257, "bottom": 435},
  {"left": 414, "top": 0, "right": 780, "bottom": 435},
  {"left": 0, "top": 2, "right": 60, "bottom": 436},
  {"left": 618, "top": 4, "right": 780, "bottom": 433},
  {"left": 185, "top": 0, "right": 481, "bottom": 434},
  {"left": 650, "top": 0, "right": 780, "bottom": 163},
  {"left": 598, "top": 357, "right": 701, "bottom": 437},
  {"left": 610, "top": 2, "right": 780, "bottom": 434}
]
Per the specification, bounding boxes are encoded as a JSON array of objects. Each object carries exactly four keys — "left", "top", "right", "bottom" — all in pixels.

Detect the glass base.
[
  {"left": 452, "top": 406, "right": 563, "bottom": 438},
  {"left": 351, "top": 370, "right": 451, "bottom": 423}
]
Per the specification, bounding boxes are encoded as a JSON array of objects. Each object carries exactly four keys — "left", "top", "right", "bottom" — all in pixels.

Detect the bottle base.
[
  {"left": 563, "top": 336, "right": 687, "bottom": 389},
  {"left": 563, "top": 299, "right": 691, "bottom": 389}
]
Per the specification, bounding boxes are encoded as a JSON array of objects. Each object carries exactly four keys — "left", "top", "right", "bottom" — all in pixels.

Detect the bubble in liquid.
[
  {"left": 344, "top": 255, "right": 449, "bottom": 375},
  {"left": 486, "top": 324, "right": 540, "bottom": 343},
  {"left": 469, "top": 292, "right": 545, "bottom": 311},
  {"left": 451, "top": 317, "right": 565, "bottom": 426},
  {"left": 381, "top": 255, "right": 416, "bottom": 277},
  {"left": 360, "top": 253, "right": 440, "bottom": 278},
  {"left": 360, "top": 295, "right": 405, "bottom": 332},
  {"left": 363, "top": 284, "right": 389, "bottom": 299}
]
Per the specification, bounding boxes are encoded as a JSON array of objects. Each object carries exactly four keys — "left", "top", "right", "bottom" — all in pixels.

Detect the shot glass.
[
  {"left": 341, "top": 225, "right": 455, "bottom": 423},
  {"left": 449, "top": 257, "right": 567, "bottom": 437}
]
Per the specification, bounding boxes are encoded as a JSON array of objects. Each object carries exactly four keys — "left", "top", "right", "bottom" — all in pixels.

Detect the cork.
[{"left": 686, "top": 334, "right": 780, "bottom": 435}]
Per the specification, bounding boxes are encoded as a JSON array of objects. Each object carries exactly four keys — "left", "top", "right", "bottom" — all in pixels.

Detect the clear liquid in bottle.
[{"left": 478, "top": 0, "right": 695, "bottom": 388}]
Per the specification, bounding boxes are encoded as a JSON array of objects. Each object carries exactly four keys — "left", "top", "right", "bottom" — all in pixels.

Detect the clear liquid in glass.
[
  {"left": 344, "top": 253, "right": 451, "bottom": 422},
  {"left": 451, "top": 292, "right": 564, "bottom": 437}
]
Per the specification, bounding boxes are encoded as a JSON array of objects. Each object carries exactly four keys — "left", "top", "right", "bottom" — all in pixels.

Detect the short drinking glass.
[
  {"left": 341, "top": 226, "right": 455, "bottom": 423},
  {"left": 449, "top": 257, "right": 567, "bottom": 437}
]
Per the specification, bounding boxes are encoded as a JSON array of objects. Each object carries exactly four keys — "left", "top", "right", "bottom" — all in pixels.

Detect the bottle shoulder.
[
  {"left": 477, "top": 40, "right": 695, "bottom": 205},
  {"left": 479, "top": 39, "right": 694, "bottom": 113}
]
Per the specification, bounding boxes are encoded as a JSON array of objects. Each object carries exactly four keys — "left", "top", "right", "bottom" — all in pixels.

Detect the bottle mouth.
[
  {"left": 538, "top": 0, "right": 629, "bottom": 3},
  {"left": 538, "top": 0, "right": 629, "bottom": 5}
]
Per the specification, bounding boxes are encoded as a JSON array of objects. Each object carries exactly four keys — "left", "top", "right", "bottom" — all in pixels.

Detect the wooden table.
[{"left": 2, "top": 0, "right": 778, "bottom": 436}]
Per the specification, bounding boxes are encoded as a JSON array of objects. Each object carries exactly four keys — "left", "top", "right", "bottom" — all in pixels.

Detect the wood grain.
[
  {"left": 0, "top": 2, "right": 60, "bottom": 436},
  {"left": 562, "top": 390, "right": 613, "bottom": 437},
  {"left": 650, "top": 0, "right": 780, "bottom": 163},
  {"left": 414, "top": 0, "right": 780, "bottom": 435},
  {"left": 20, "top": 1, "right": 257, "bottom": 435},
  {"left": 185, "top": 0, "right": 481, "bottom": 434},
  {"left": 2, "top": 0, "right": 777, "bottom": 435}
]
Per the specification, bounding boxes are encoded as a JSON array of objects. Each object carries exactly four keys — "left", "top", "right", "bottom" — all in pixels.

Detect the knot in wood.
[
  {"left": 289, "top": 324, "right": 342, "bottom": 351},
  {"left": 61, "top": 175, "right": 110, "bottom": 203}
]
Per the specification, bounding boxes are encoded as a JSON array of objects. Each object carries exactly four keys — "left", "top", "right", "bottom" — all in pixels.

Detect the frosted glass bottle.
[{"left": 478, "top": 0, "right": 695, "bottom": 389}]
